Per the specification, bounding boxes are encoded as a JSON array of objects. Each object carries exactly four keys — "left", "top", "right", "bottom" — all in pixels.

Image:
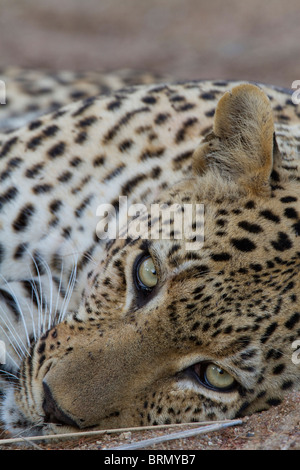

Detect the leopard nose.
[{"left": 42, "top": 381, "right": 78, "bottom": 427}]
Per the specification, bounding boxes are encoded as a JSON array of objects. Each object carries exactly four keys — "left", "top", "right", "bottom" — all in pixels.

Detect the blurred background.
[{"left": 0, "top": 0, "right": 299, "bottom": 88}]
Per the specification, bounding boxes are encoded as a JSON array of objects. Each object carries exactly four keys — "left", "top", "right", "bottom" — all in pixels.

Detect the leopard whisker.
[
  {"left": 0, "top": 305, "right": 29, "bottom": 360},
  {"left": 0, "top": 275, "right": 32, "bottom": 350},
  {"left": 58, "top": 255, "right": 78, "bottom": 324}
]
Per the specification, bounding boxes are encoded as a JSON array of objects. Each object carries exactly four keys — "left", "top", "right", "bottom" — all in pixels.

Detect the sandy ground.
[
  {"left": 0, "top": 391, "right": 299, "bottom": 450},
  {"left": 0, "top": 0, "right": 300, "bottom": 88},
  {"left": 0, "top": 0, "right": 299, "bottom": 451}
]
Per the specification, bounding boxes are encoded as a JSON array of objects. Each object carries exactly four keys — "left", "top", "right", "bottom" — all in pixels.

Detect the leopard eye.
[
  {"left": 193, "top": 362, "right": 236, "bottom": 392},
  {"left": 136, "top": 255, "right": 157, "bottom": 290}
]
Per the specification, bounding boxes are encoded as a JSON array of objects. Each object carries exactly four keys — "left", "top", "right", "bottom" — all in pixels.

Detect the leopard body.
[{"left": 0, "top": 71, "right": 299, "bottom": 436}]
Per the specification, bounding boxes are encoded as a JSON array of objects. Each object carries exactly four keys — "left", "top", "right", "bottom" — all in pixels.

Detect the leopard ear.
[{"left": 193, "top": 84, "right": 276, "bottom": 196}]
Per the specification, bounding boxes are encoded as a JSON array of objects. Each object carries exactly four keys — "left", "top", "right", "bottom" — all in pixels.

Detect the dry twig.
[
  {"left": 0, "top": 419, "right": 242, "bottom": 448},
  {"left": 109, "top": 419, "right": 243, "bottom": 450}
]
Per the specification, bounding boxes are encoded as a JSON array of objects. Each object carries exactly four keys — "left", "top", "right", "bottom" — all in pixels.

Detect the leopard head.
[{"left": 10, "top": 84, "right": 300, "bottom": 435}]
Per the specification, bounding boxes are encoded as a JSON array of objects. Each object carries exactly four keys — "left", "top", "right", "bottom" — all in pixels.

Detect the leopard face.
[{"left": 0, "top": 77, "right": 299, "bottom": 436}]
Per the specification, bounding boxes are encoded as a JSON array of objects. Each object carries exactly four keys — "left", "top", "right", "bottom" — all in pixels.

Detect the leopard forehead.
[
  {"left": 0, "top": 72, "right": 299, "bottom": 436},
  {"left": 91, "top": 179, "right": 300, "bottom": 329}
]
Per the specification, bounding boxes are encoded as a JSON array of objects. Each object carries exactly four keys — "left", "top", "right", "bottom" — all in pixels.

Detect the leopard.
[
  {"left": 0, "top": 69, "right": 299, "bottom": 438},
  {"left": 0, "top": 67, "right": 170, "bottom": 133}
]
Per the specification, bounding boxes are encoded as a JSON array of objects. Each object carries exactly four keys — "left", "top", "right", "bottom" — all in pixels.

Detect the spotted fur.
[{"left": 0, "top": 71, "right": 299, "bottom": 436}]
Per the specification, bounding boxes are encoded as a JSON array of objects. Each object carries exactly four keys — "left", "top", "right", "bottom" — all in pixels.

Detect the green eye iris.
[
  {"left": 137, "top": 256, "right": 157, "bottom": 289},
  {"left": 193, "top": 362, "right": 236, "bottom": 392},
  {"left": 204, "top": 364, "right": 235, "bottom": 391}
]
